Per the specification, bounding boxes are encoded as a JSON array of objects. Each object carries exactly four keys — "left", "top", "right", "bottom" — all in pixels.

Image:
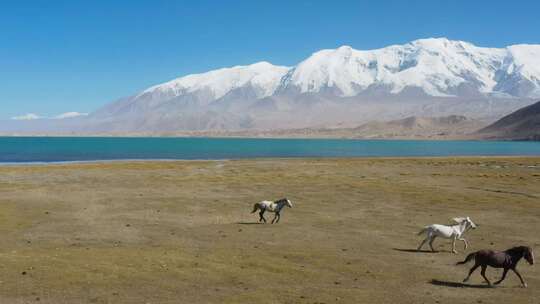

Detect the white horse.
[
  {"left": 417, "top": 217, "right": 477, "bottom": 253},
  {"left": 251, "top": 198, "right": 293, "bottom": 224}
]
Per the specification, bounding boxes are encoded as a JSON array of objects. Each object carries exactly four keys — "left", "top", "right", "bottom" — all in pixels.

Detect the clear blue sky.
[{"left": 1, "top": 0, "right": 539, "bottom": 119}]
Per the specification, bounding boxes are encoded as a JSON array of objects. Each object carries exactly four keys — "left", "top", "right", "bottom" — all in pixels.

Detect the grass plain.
[{"left": 0, "top": 157, "right": 539, "bottom": 303}]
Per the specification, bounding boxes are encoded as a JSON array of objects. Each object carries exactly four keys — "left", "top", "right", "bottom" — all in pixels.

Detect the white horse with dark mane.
[
  {"left": 417, "top": 217, "right": 477, "bottom": 253},
  {"left": 251, "top": 198, "right": 293, "bottom": 224}
]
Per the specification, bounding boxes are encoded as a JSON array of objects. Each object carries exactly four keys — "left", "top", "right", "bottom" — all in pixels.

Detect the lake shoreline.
[
  {"left": 0, "top": 133, "right": 487, "bottom": 140},
  {"left": 2, "top": 155, "right": 540, "bottom": 166}
]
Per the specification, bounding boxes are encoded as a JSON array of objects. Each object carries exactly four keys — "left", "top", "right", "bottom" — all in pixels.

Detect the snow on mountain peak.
[
  {"left": 283, "top": 37, "right": 525, "bottom": 97},
  {"left": 505, "top": 44, "right": 540, "bottom": 80},
  {"left": 141, "top": 61, "right": 290, "bottom": 100},
  {"left": 409, "top": 37, "right": 455, "bottom": 48},
  {"left": 336, "top": 45, "right": 353, "bottom": 53},
  {"left": 136, "top": 38, "right": 540, "bottom": 104}
]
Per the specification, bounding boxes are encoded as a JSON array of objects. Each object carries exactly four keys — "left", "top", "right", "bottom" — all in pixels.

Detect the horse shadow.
[
  {"left": 430, "top": 279, "right": 492, "bottom": 289},
  {"left": 392, "top": 248, "right": 446, "bottom": 254}
]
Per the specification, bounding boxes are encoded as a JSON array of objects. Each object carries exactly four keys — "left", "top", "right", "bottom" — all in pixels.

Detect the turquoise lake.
[{"left": 1, "top": 137, "right": 539, "bottom": 163}]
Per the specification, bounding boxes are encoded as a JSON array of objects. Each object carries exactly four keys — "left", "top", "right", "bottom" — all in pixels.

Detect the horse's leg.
[
  {"left": 259, "top": 210, "right": 267, "bottom": 223},
  {"left": 417, "top": 237, "right": 429, "bottom": 251},
  {"left": 494, "top": 268, "right": 509, "bottom": 285},
  {"left": 512, "top": 268, "right": 527, "bottom": 288},
  {"left": 273, "top": 212, "right": 280, "bottom": 224},
  {"left": 452, "top": 236, "right": 458, "bottom": 254},
  {"left": 428, "top": 236, "right": 436, "bottom": 252},
  {"left": 271, "top": 213, "right": 278, "bottom": 224},
  {"left": 480, "top": 265, "right": 491, "bottom": 286},
  {"left": 459, "top": 238, "right": 468, "bottom": 250},
  {"left": 463, "top": 263, "right": 479, "bottom": 282}
]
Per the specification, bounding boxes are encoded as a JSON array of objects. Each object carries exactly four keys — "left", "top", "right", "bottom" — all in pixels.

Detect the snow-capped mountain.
[
  {"left": 138, "top": 62, "right": 289, "bottom": 105},
  {"left": 279, "top": 38, "right": 540, "bottom": 98},
  {"left": 4, "top": 38, "right": 540, "bottom": 134},
  {"left": 280, "top": 39, "right": 503, "bottom": 97},
  {"left": 109, "top": 38, "right": 540, "bottom": 111}
]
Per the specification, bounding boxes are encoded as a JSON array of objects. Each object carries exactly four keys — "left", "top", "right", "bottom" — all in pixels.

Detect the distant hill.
[
  {"left": 188, "top": 115, "right": 485, "bottom": 139},
  {"left": 349, "top": 115, "right": 484, "bottom": 138},
  {"left": 477, "top": 101, "right": 540, "bottom": 140}
]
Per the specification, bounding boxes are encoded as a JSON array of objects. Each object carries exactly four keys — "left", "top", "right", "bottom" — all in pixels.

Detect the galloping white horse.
[
  {"left": 417, "top": 217, "right": 477, "bottom": 253},
  {"left": 251, "top": 198, "right": 293, "bottom": 224}
]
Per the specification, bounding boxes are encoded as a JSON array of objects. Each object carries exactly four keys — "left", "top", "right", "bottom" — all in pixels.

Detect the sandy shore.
[{"left": 0, "top": 158, "right": 539, "bottom": 303}]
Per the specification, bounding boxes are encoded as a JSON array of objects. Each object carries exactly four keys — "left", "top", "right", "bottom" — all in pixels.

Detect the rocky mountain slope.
[{"left": 477, "top": 101, "right": 540, "bottom": 140}]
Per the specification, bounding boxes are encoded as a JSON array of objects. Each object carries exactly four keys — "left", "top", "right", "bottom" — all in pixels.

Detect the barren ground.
[{"left": 0, "top": 157, "right": 539, "bottom": 303}]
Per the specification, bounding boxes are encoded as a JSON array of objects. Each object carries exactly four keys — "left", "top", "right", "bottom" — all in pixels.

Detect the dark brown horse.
[{"left": 457, "top": 246, "right": 535, "bottom": 287}]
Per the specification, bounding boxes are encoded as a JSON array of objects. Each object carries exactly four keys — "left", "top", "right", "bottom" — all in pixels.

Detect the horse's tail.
[
  {"left": 456, "top": 252, "right": 477, "bottom": 265},
  {"left": 251, "top": 203, "right": 259, "bottom": 213},
  {"left": 417, "top": 226, "right": 429, "bottom": 236}
]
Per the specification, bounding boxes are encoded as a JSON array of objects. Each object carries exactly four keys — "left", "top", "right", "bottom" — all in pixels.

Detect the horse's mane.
[
  {"left": 274, "top": 198, "right": 288, "bottom": 204},
  {"left": 506, "top": 246, "right": 531, "bottom": 255},
  {"left": 452, "top": 217, "right": 470, "bottom": 224}
]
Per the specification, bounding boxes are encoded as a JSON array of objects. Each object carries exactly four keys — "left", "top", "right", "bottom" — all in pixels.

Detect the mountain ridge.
[
  {"left": 4, "top": 38, "right": 540, "bottom": 133},
  {"left": 126, "top": 37, "right": 540, "bottom": 103}
]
